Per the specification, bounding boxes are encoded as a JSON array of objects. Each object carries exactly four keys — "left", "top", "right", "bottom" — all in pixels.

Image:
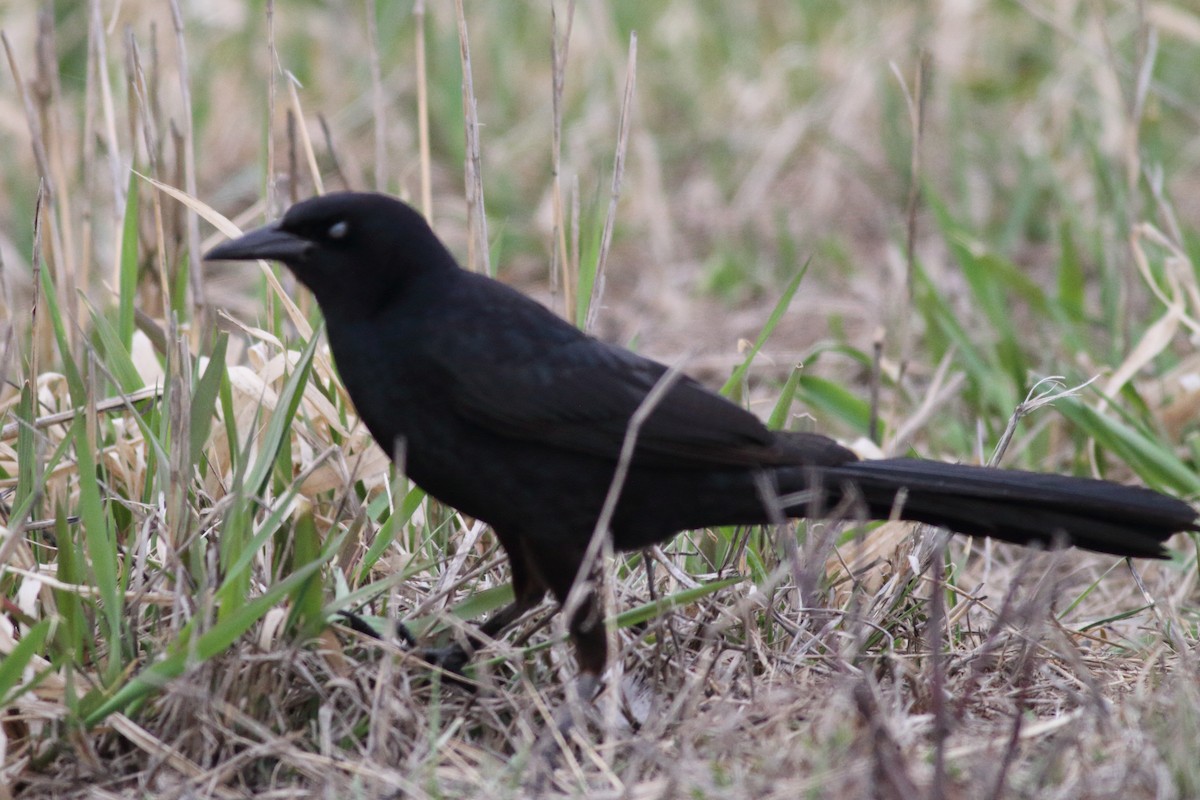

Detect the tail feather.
[{"left": 818, "top": 458, "right": 1197, "bottom": 558}]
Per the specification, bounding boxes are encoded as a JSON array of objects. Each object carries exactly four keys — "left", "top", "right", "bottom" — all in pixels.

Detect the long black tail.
[{"left": 819, "top": 458, "right": 1196, "bottom": 558}]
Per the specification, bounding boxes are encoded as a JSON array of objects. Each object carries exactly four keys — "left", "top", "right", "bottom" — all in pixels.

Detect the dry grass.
[{"left": 2, "top": 2, "right": 1199, "bottom": 798}]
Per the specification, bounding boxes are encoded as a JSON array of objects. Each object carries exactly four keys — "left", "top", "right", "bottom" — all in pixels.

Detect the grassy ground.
[{"left": 2, "top": 1, "right": 1199, "bottom": 797}]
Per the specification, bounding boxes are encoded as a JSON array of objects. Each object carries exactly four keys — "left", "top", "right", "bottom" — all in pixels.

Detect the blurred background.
[{"left": 3, "top": 3, "right": 1196, "bottom": 402}]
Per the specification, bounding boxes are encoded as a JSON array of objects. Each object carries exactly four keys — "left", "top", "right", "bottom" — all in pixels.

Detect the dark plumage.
[{"left": 206, "top": 191, "right": 1197, "bottom": 685}]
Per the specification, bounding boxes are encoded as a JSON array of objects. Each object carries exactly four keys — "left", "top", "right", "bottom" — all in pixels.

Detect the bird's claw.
[{"left": 414, "top": 643, "right": 473, "bottom": 678}]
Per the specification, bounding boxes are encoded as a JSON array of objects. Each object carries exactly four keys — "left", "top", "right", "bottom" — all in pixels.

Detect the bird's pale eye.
[{"left": 327, "top": 221, "right": 349, "bottom": 239}]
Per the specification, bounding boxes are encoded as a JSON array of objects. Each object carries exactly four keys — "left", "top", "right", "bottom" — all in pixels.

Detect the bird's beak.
[{"left": 204, "top": 222, "right": 312, "bottom": 262}]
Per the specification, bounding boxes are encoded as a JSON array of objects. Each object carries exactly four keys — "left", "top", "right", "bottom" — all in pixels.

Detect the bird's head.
[{"left": 205, "top": 192, "right": 457, "bottom": 314}]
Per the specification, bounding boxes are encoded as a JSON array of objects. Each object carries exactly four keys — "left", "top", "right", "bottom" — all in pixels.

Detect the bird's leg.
[
  {"left": 529, "top": 584, "right": 608, "bottom": 783},
  {"left": 566, "top": 597, "right": 608, "bottom": 684},
  {"left": 537, "top": 670, "right": 603, "bottom": 762},
  {"left": 547, "top": 567, "right": 610, "bottom": 729},
  {"left": 337, "top": 609, "right": 418, "bottom": 646}
]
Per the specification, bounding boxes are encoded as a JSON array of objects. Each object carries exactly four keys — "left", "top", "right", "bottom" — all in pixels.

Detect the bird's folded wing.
[{"left": 448, "top": 341, "right": 792, "bottom": 468}]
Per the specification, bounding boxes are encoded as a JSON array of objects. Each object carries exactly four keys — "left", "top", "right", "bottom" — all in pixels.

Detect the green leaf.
[
  {"left": 1056, "top": 220, "right": 1085, "bottom": 321},
  {"left": 614, "top": 576, "right": 742, "bottom": 629},
  {"left": 575, "top": 204, "right": 604, "bottom": 328},
  {"left": 189, "top": 333, "right": 228, "bottom": 466},
  {"left": 287, "top": 502, "right": 327, "bottom": 638},
  {"left": 85, "top": 297, "right": 145, "bottom": 395},
  {"left": 53, "top": 503, "right": 87, "bottom": 664},
  {"left": 244, "top": 330, "right": 320, "bottom": 499},
  {"left": 73, "top": 411, "right": 123, "bottom": 682},
  {"left": 37, "top": 263, "right": 85, "bottom": 405},
  {"left": 0, "top": 619, "right": 54, "bottom": 707},
  {"left": 118, "top": 171, "right": 140, "bottom": 349},
  {"left": 359, "top": 480, "right": 425, "bottom": 582},
  {"left": 720, "top": 261, "right": 809, "bottom": 397},
  {"left": 796, "top": 374, "right": 873, "bottom": 436},
  {"left": 13, "top": 382, "right": 38, "bottom": 520},
  {"left": 767, "top": 364, "right": 803, "bottom": 431},
  {"left": 1055, "top": 398, "right": 1200, "bottom": 495}
]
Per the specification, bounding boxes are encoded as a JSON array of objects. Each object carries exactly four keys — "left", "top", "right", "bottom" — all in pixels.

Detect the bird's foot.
[
  {"left": 529, "top": 673, "right": 603, "bottom": 790},
  {"left": 336, "top": 610, "right": 418, "bottom": 647},
  {"left": 412, "top": 643, "right": 477, "bottom": 688}
]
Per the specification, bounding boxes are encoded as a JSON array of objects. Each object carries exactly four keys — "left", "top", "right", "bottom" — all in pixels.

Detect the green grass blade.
[
  {"left": 37, "top": 260, "right": 84, "bottom": 403},
  {"left": 767, "top": 364, "right": 803, "bottom": 430},
  {"left": 73, "top": 410, "right": 123, "bottom": 682},
  {"left": 85, "top": 297, "right": 145, "bottom": 395},
  {"left": 52, "top": 503, "right": 87, "bottom": 665},
  {"left": 1055, "top": 397, "right": 1200, "bottom": 495},
  {"left": 117, "top": 170, "right": 140, "bottom": 349},
  {"left": 614, "top": 576, "right": 743, "bottom": 629},
  {"left": 13, "top": 382, "right": 39, "bottom": 521},
  {"left": 720, "top": 261, "right": 809, "bottom": 398},
  {"left": 287, "top": 501, "right": 328, "bottom": 638},
  {"left": 0, "top": 619, "right": 53, "bottom": 708},
  {"left": 1056, "top": 220, "right": 1086, "bottom": 322},
  {"left": 244, "top": 330, "right": 320, "bottom": 499},
  {"left": 189, "top": 333, "right": 228, "bottom": 466},
  {"left": 795, "top": 374, "right": 872, "bottom": 435}
]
